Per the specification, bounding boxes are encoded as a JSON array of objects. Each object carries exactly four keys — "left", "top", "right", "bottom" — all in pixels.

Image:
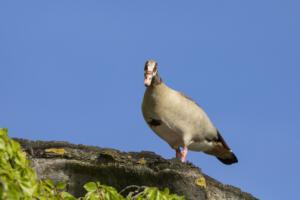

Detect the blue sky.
[{"left": 0, "top": 1, "right": 299, "bottom": 199}]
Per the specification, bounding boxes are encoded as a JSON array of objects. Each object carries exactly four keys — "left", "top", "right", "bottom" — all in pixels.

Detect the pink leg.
[
  {"left": 175, "top": 147, "right": 188, "bottom": 162},
  {"left": 180, "top": 146, "right": 188, "bottom": 163}
]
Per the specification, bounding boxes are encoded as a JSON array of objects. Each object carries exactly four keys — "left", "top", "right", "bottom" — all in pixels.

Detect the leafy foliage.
[
  {"left": 136, "top": 187, "right": 184, "bottom": 200},
  {"left": 83, "top": 182, "right": 124, "bottom": 200},
  {"left": 35, "top": 179, "right": 76, "bottom": 200},
  {"left": 0, "top": 128, "right": 184, "bottom": 200},
  {"left": 0, "top": 128, "right": 38, "bottom": 199},
  {"left": 124, "top": 186, "right": 184, "bottom": 200}
]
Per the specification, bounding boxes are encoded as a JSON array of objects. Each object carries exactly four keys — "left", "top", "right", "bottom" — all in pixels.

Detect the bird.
[{"left": 141, "top": 59, "right": 238, "bottom": 164}]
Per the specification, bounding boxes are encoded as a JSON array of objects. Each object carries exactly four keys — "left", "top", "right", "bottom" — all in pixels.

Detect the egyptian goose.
[{"left": 142, "top": 60, "right": 238, "bottom": 164}]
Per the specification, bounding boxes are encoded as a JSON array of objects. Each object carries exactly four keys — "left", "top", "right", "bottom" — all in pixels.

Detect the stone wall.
[{"left": 15, "top": 138, "right": 257, "bottom": 200}]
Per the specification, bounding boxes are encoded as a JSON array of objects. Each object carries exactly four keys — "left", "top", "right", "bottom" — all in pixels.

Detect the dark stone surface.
[{"left": 14, "top": 138, "right": 257, "bottom": 200}]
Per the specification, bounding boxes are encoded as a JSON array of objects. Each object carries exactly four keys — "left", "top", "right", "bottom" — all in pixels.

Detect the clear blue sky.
[{"left": 1, "top": 1, "right": 299, "bottom": 199}]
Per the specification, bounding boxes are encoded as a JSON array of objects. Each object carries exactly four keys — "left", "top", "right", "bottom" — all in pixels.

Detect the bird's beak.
[{"left": 144, "top": 74, "right": 153, "bottom": 87}]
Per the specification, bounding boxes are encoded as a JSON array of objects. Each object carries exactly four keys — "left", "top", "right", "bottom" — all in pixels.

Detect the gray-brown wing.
[
  {"left": 178, "top": 92, "right": 210, "bottom": 119},
  {"left": 178, "top": 92, "right": 201, "bottom": 106}
]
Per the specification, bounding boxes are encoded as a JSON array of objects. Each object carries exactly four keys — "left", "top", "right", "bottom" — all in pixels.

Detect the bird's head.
[{"left": 144, "top": 59, "right": 158, "bottom": 87}]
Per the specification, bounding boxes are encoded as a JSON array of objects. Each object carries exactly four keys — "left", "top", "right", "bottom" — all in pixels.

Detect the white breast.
[{"left": 150, "top": 119, "right": 183, "bottom": 148}]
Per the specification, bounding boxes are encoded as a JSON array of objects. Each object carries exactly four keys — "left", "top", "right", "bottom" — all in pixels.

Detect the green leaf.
[
  {"left": 60, "top": 191, "right": 76, "bottom": 199},
  {"left": 56, "top": 182, "right": 67, "bottom": 190},
  {"left": 0, "top": 128, "right": 8, "bottom": 137},
  {"left": 45, "top": 179, "right": 55, "bottom": 189},
  {"left": 163, "top": 188, "right": 170, "bottom": 195},
  {"left": 19, "top": 180, "right": 35, "bottom": 195},
  {"left": 84, "top": 182, "right": 97, "bottom": 192},
  {"left": 0, "top": 138, "right": 5, "bottom": 150}
]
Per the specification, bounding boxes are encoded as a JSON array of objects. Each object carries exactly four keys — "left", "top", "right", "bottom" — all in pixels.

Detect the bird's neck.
[{"left": 151, "top": 73, "right": 163, "bottom": 86}]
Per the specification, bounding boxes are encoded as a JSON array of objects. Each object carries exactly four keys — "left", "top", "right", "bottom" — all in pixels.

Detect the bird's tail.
[
  {"left": 216, "top": 150, "right": 238, "bottom": 165},
  {"left": 214, "top": 130, "right": 238, "bottom": 165}
]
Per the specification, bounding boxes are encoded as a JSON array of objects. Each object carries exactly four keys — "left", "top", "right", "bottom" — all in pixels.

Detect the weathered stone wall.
[{"left": 15, "top": 138, "right": 257, "bottom": 200}]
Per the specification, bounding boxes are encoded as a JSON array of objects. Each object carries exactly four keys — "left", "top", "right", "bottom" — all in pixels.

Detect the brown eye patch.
[
  {"left": 144, "top": 61, "right": 149, "bottom": 71},
  {"left": 153, "top": 63, "right": 158, "bottom": 72}
]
